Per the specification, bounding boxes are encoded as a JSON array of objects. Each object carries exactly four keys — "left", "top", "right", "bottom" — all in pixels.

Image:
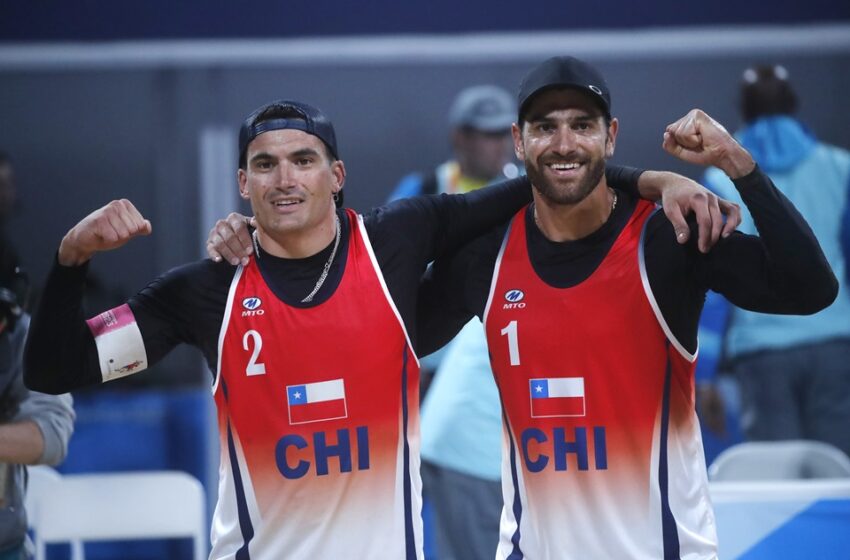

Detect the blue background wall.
[{"left": 2, "top": 0, "right": 848, "bottom": 41}]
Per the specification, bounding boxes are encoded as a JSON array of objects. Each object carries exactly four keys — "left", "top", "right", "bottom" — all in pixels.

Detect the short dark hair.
[
  {"left": 0, "top": 152, "right": 10, "bottom": 167},
  {"left": 238, "top": 104, "right": 337, "bottom": 169},
  {"left": 740, "top": 65, "right": 798, "bottom": 123}
]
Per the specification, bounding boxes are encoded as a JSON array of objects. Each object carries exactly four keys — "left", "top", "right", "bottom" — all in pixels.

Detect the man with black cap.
[
  {"left": 25, "top": 96, "right": 737, "bottom": 559},
  {"left": 416, "top": 56, "right": 837, "bottom": 559}
]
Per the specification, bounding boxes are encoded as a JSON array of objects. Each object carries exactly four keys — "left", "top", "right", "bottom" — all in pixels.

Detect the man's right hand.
[
  {"left": 206, "top": 213, "right": 255, "bottom": 266},
  {"left": 58, "top": 199, "right": 152, "bottom": 266},
  {"left": 662, "top": 109, "right": 756, "bottom": 179}
]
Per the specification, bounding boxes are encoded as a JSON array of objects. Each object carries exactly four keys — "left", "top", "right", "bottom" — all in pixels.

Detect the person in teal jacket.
[{"left": 698, "top": 64, "right": 850, "bottom": 458}]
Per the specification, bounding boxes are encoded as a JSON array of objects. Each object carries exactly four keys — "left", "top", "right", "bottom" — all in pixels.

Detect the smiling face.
[
  {"left": 237, "top": 128, "right": 345, "bottom": 254},
  {"left": 513, "top": 88, "right": 618, "bottom": 206}
]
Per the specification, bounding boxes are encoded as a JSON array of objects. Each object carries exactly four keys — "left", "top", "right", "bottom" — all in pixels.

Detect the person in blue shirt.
[
  {"left": 389, "top": 85, "right": 516, "bottom": 560},
  {"left": 698, "top": 64, "right": 850, "bottom": 457}
]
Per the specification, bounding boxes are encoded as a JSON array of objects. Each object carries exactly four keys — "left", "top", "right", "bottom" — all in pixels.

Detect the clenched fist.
[
  {"left": 663, "top": 109, "right": 755, "bottom": 179},
  {"left": 58, "top": 199, "right": 152, "bottom": 266}
]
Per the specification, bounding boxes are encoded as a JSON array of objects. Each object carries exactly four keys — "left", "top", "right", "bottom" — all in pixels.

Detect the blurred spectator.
[
  {"left": 391, "top": 85, "right": 515, "bottom": 560},
  {"left": 0, "top": 177, "right": 75, "bottom": 558},
  {"left": 0, "top": 155, "right": 23, "bottom": 296},
  {"left": 388, "top": 84, "right": 518, "bottom": 201},
  {"left": 698, "top": 64, "right": 850, "bottom": 457}
]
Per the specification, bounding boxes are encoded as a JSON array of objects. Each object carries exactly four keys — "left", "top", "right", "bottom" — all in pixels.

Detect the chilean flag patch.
[
  {"left": 287, "top": 379, "right": 348, "bottom": 424},
  {"left": 530, "top": 377, "right": 585, "bottom": 417}
]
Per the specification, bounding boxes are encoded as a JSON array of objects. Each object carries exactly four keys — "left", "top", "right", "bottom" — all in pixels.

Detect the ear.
[
  {"left": 331, "top": 160, "right": 346, "bottom": 193},
  {"left": 605, "top": 118, "right": 619, "bottom": 159},
  {"left": 511, "top": 123, "right": 525, "bottom": 161},
  {"left": 237, "top": 169, "right": 250, "bottom": 200}
]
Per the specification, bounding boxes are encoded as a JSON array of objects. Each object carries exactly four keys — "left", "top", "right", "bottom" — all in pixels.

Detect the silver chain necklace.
[
  {"left": 533, "top": 188, "right": 618, "bottom": 230},
  {"left": 251, "top": 213, "right": 342, "bottom": 303}
]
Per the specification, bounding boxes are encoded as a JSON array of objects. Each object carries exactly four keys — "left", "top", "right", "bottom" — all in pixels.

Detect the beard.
[{"left": 525, "top": 154, "right": 606, "bottom": 206}]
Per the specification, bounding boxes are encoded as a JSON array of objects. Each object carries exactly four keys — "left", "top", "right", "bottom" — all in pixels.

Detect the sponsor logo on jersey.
[
  {"left": 503, "top": 289, "right": 527, "bottom": 309},
  {"left": 242, "top": 297, "right": 262, "bottom": 310},
  {"left": 505, "top": 289, "right": 524, "bottom": 302},
  {"left": 241, "top": 296, "right": 265, "bottom": 317}
]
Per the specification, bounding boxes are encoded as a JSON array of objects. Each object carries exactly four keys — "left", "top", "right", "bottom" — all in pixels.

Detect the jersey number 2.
[{"left": 243, "top": 330, "right": 267, "bottom": 376}]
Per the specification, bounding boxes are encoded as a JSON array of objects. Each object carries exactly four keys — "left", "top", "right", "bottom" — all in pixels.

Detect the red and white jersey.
[
  {"left": 211, "top": 209, "right": 422, "bottom": 560},
  {"left": 484, "top": 201, "right": 717, "bottom": 560}
]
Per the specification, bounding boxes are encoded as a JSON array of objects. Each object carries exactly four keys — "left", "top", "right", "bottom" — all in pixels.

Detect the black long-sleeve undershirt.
[
  {"left": 24, "top": 167, "right": 646, "bottom": 394},
  {"left": 415, "top": 167, "right": 838, "bottom": 357}
]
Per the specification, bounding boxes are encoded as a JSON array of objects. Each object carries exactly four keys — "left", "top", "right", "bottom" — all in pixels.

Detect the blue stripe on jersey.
[
  {"left": 222, "top": 379, "right": 255, "bottom": 560},
  {"left": 659, "top": 346, "right": 681, "bottom": 559},
  {"left": 505, "top": 408, "right": 524, "bottom": 560},
  {"left": 491, "top": 351, "right": 524, "bottom": 560},
  {"left": 400, "top": 344, "right": 417, "bottom": 560}
]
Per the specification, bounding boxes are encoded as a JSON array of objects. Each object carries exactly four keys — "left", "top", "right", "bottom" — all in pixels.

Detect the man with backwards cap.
[
  {"left": 414, "top": 56, "right": 837, "bottom": 559},
  {"left": 25, "top": 95, "right": 733, "bottom": 559}
]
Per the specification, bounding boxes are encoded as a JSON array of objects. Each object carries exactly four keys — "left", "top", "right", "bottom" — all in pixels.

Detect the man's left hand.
[
  {"left": 659, "top": 174, "right": 740, "bottom": 253},
  {"left": 639, "top": 171, "right": 741, "bottom": 253}
]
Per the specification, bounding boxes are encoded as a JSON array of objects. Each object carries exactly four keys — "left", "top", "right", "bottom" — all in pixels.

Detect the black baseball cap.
[
  {"left": 238, "top": 99, "right": 342, "bottom": 206},
  {"left": 517, "top": 56, "right": 611, "bottom": 123}
]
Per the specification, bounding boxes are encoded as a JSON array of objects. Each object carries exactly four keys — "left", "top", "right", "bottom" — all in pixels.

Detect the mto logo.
[
  {"left": 242, "top": 297, "right": 262, "bottom": 310},
  {"left": 504, "top": 289, "right": 525, "bottom": 303},
  {"left": 503, "top": 289, "right": 527, "bottom": 309},
  {"left": 241, "top": 297, "right": 265, "bottom": 317}
]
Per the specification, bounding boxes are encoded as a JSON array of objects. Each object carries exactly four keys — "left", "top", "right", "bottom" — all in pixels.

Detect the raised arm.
[
  {"left": 57, "top": 199, "right": 152, "bottom": 266},
  {"left": 25, "top": 200, "right": 153, "bottom": 394},
  {"left": 665, "top": 109, "right": 838, "bottom": 313}
]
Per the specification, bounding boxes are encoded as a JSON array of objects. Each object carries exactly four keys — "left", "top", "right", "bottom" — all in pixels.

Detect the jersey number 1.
[
  {"left": 243, "top": 330, "right": 267, "bottom": 376},
  {"left": 501, "top": 320, "right": 521, "bottom": 366}
]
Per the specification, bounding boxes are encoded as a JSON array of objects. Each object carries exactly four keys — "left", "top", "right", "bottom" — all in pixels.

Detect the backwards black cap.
[
  {"left": 238, "top": 99, "right": 342, "bottom": 206},
  {"left": 517, "top": 56, "right": 611, "bottom": 123}
]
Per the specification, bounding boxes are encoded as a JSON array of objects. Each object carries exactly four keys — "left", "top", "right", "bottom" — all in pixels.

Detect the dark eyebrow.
[
  {"left": 528, "top": 114, "right": 556, "bottom": 125},
  {"left": 249, "top": 152, "right": 276, "bottom": 165},
  {"left": 290, "top": 148, "right": 321, "bottom": 159},
  {"left": 528, "top": 111, "right": 601, "bottom": 125}
]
